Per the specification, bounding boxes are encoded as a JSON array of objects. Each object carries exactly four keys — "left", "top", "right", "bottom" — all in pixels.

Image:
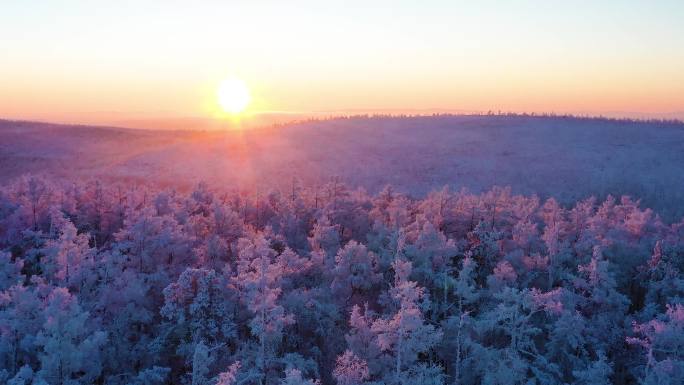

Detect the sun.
[{"left": 217, "top": 77, "right": 251, "bottom": 114}]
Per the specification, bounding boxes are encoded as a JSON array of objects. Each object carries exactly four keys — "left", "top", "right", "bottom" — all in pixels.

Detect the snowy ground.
[{"left": 2, "top": 115, "right": 683, "bottom": 220}]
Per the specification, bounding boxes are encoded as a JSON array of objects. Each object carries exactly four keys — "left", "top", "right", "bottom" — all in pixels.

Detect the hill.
[{"left": 1, "top": 115, "right": 683, "bottom": 219}]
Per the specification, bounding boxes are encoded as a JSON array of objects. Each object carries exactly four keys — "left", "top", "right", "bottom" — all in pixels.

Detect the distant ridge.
[
  {"left": 1, "top": 115, "right": 684, "bottom": 220},
  {"left": 3, "top": 110, "right": 682, "bottom": 132}
]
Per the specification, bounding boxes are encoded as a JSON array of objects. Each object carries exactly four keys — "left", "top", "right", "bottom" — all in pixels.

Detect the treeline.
[
  {"left": 270, "top": 113, "right": 684, "bottom": 128},
  {"left": 0, "top": 176, "right": 682, "bottom": 385}
]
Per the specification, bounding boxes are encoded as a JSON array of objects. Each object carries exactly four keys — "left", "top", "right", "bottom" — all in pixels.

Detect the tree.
[
  {"left": 6, "top": 364, "right": 49, "bottom": 385},
  {"left": 369, "top": 186, "right": 411, "bottom": 230},
  {"left": 234, "top": 235, "right": 295, "bottom": 385},
  {"left": 275, "top": 247, "right": 313, "bottom": 290},
  {"left": 440, "top": 254, "right": 480, "bottom": 384},
  {"left": 35, "top": 287, "right": 108, "bottom": 385},
  {"left": 464, "top": 287, "right": 562, "bottom": 385},
  {"left": 129, "top": 366, "right": 171, "bottom": 385},
  {"left": 331, "top": 241, "right": 381, "bottom": 305},
  {"left": 42, "top": 208, "right": 95, "bottom": 292},
  {"left": 281, "top": 368, "right": 320, "bottom": 385},
  {"left": 90, "top": 261, "right": 157, "bottom": 382},
  {"left": 571, "top": 352, "right": 612, "bottom": 385},
  {"left": 487, "top": 260, "right": 518, "bottom": 291},
  {"left": 19, "top": 176, "right": 51, "bottom": 232},
  {"left": 308, "top": 217, "right": 341, "bottom": 271},
  {"left": 0, "top": 280, "right": 48, "bottom": 379},
  {"left": 639, "top": 239, "right": 684, "bottom": 316},
  {"left": 160, "top": 268, "right": 236, "bottom": 382},
  {"left": 627, "top": 304, "right": 684, "bottom": 384},
  {"left": 191, "top": 341, "right": 214, "bottom": 385},
  {"left": 344, "top": 304, "right": 384, "bottom": 378},
  {"left": 401, "top": 221, "right": 458, "bottom": 315},
  {"left": 0, "top": 251, "right": 23, "bottom": 291},
  {"left": 114, "top": 206, "right": 192, "bottom": 274},
  {"left": 574, "top": 246, "right": 630, "bottom": 355},
  {"left": 333, "top": 350, "right": 369, "bottom": 385},
  {"left": 216, "top": 362, "right": 241, "bottom": 385},
  {"left": 466, "top": 222, "right": 504, "bottom": 285},
  {"left": 371, "top": 260, "right": 442, "bottom": 384}
]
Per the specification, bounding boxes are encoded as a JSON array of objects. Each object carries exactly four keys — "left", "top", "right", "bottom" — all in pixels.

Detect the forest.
[
  {"left": 0, "top": 176, "right": 682, "bottom": 385},
  {"left": 3, "top": 115, "right": 684, "bottom": 222}
]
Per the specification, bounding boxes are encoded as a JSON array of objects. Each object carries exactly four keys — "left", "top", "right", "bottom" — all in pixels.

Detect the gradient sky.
[{"left": 1, "top": 0, "right": 683, "bottom": 124}]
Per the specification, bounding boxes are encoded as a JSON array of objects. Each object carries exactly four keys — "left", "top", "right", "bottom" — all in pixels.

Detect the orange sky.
[{"left": 1, "top": 1, "right": 683, "bottom": 126}]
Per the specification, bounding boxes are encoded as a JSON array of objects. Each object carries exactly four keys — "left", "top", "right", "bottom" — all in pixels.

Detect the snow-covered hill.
[{"left": 2, "top": 115, "right": 683, "bottom": 219}]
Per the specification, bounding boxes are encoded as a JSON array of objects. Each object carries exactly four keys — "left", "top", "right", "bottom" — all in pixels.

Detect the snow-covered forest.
[
  {"left": 1, "top": 175, "right": 682, "bottom": 385},
  {"left": 3, "top": 116, "right": 684, "bottom": 221}
]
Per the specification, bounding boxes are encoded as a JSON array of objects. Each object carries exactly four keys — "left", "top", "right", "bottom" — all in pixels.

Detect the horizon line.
[{"left": 2, "top": 111, "right": 683, "bottom": 132}]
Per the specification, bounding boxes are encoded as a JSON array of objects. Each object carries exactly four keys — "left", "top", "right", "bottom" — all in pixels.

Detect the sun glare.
[{"left": 218, "top": 78, "right": 251, "bottom": 114}]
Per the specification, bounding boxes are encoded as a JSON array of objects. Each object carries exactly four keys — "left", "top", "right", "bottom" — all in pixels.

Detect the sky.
[{"left": 1, "top": 0, "right": 683, "bottom": 125}]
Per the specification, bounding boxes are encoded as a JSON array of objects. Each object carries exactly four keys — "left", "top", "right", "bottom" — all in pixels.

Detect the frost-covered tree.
[
  {"left": 114, "top": 206, "right": 192, "bottom": 274},
  {"left": 190, "top": 341, "right": 214, "bottom": 385},
  {"left": 639, "top": 240, "right": 684, "bottom": 316},
  {"left": 0, "top": 251, "right": 23, "bottom": 291},
  {"left": 216, "top": 362, "right": 241, "bottom": 385},
  {"left": 571, "top": 352, "right": 612, "bottom": 385},
  {"left": 161, "top": 268, "right": 236, "bottom": 345},
  {"left": 573, "top": 247, "right": 630, "bottom": 356},
  {"left": 439, "top": 254, "right": 480, "bottom": 383},
  {"left": 35, "top": 287, "right": 108, "bottom": 385},
  {"left": 42, "top": 208, "right": 95, "bottom": 292},
  {"left": 129, "top": 366, "right": 171, "bottom": 385},
  {"left": 627, "top": 303, "right": 684, "bottom": 384},
  {"left": 371, "top": 260, "right": 442, "bottom": 384},
  {"left": 0, "top": 280, "right": 49, "bottom": 378},
  {"left": 160, "top": 268, "right": 236, "bottom": 382},
  {"left": 5, "top": 364, "right": 49, "bottom": 385},
  {"left": 463, "top": 287, "right": 562, "bottom": 385},
  {"left": 343, "top": 305, "right": 382, "bottom": 376},
  {"left": 0, "top": 177, "right": 682, "bottom": 384},
  {"left": 401, "top": 221, "right": 457, "bottom": 314},
  {"left": 331, "top": 241, "right": 381, "bottom": 305},
  {"left": 234, "top": 235, "right": 295, "bottom": 384},
  {"left": 465, "top": 222, "right": 504, "bottom": 285},
  {"left": 308, "top": 217, "right": 341, "bottom": 271},
  {"left": 281, "top": 368, "right": 320, "bottom": 385},
  {"left": 333, "top": 350, "right": 369, "bottom": 385}
]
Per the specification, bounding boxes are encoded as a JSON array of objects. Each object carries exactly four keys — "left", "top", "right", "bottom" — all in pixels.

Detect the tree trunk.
[{"left": 396, "top": 306, "right": 404, "bottom": 385}]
